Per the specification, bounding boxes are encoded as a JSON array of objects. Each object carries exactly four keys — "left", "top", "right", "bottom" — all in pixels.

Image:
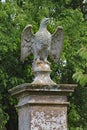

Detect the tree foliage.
[
  {"left": 0, "top": 107, "right": 9, "bottom": 130},
  {"left": 0, "top": 0, "right": 87, "bottom": 129}
]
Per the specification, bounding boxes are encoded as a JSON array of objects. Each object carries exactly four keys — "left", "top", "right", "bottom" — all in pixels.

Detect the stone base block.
[{"left": 9, "top": 84, "right": 77, "bottom": 130}]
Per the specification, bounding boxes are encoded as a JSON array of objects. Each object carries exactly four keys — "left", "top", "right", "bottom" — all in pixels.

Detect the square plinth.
[
  {"left": 9, "top": 83, "right": 77, "bottom": 130},
  {"left": 18, "top": 95, "right": 68, "bottom": 130}
]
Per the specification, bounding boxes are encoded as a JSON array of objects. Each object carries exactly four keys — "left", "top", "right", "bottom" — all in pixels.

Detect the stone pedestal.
[
  {"left": 9, "top": 84, "right": 77, "bottom": 130},
  {"left": 32, "top": 61, "right": 56, "bottom": 85}
]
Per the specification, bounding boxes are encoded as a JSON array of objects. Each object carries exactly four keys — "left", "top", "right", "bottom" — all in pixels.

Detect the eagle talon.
[
  {"left": 35, "top": 59, "right": 43, "bottom": 64},
  {"left": 44, "top": 60, "right": 51, "bottom": 65}
]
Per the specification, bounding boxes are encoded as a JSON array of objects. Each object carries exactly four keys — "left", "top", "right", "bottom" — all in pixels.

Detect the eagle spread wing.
[
  {"left": 51, "top": 26, "right": 64, "bottom": 63},
  {"left": 20, "top": 25, "right": 34, "bottom": 62}
]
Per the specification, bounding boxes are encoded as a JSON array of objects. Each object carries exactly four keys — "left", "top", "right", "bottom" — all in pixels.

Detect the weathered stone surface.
[
  {"left": 30, "top": 106, "right": 67, "bottom": 130},
  {"left": 18, "top": 106, "right": 30, "bottom": 130},
  {"left": 9, "top": 83, "right": 77, "bottom": 96},
  {"left": 9, "top": 84, "right": 77, "bottom": 130}
]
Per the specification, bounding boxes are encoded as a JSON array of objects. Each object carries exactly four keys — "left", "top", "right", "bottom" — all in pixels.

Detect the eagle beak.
[{"left": 45, "top": 18, "right": 50, "bottom": 23}]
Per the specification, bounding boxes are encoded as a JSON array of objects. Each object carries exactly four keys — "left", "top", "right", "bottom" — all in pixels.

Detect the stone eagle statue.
[{"left": 20, "top": 18, "right": 64, "bottom": 64}]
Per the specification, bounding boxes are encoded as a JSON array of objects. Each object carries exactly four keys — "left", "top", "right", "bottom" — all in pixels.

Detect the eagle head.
[{"left": 40, "top": 18, "right": 50, "bottom": 28}]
